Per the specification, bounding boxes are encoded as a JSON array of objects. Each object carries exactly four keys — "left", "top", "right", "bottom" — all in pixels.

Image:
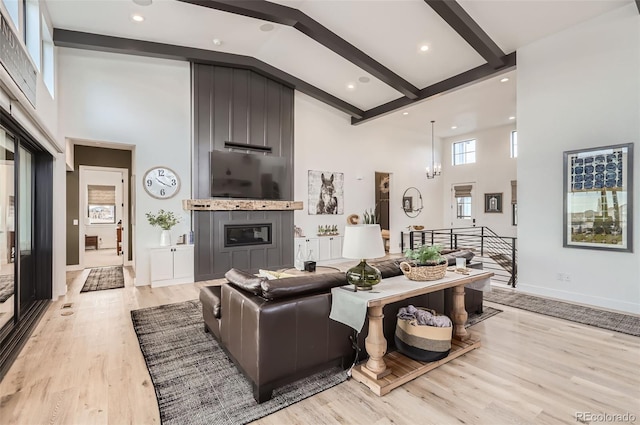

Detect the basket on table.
[
  {"left": 399, "top": 261, "right": 447, "bottom": 281},
  {"left": 395, "top": 306, "right": 452, "bottom": 362}
]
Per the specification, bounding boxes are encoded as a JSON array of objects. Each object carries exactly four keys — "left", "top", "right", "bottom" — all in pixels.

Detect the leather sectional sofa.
[{"left": 200, "top": 256, "right": 483, "bottom": 403}]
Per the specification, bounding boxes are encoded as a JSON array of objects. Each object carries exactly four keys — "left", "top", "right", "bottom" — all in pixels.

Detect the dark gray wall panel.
[{"left": 193, "top": 64, "right": 295, "bottom": 280}]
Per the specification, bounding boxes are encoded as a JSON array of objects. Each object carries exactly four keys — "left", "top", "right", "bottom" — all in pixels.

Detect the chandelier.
[{"left": 426, "top": 120, "right": 441, "bottom": 179}]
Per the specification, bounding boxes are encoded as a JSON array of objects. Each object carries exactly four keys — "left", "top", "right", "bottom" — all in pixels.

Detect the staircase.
[{"left": 401, "top": 226, "right": 517, "bottom": 287}]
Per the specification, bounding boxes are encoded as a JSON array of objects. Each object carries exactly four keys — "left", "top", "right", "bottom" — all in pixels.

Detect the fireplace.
[{"left": 224, "top": 224, "right": 272, "bottom": 247}]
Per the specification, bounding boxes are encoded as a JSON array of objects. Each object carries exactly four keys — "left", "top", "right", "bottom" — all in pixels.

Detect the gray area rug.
[
  {"left": 0, "top": 274, "right": 14, "bottom": 303},
  {"left": 466, "top": 306, "right": 502, "bottom": 328},
  {"left": 80, "top": 266, "right": 124, "bottom": 292},
  {"left": 131, "top": 300, "right": 348, "bottom": 425},
  {"left": 484, "top": 287, "right": 640, "bottom": 337}
]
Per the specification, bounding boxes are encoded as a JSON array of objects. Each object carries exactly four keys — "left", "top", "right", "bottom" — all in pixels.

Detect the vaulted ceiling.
[{"left": 48, "top": 0, "right": 633, "bottom": 137}]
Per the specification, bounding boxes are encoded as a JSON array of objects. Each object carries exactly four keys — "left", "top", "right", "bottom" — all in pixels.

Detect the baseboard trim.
[{"left": 516, "top": 283, "right": 639, "bottom": 315}]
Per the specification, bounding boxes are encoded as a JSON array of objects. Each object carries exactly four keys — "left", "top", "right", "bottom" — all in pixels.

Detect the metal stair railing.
[{"left": 400, "top": 226, "right": 517, "bottom": 287}]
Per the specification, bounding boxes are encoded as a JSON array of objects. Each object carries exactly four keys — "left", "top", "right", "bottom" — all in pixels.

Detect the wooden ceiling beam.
[
  {"left": 351, "top": 52, "right": 516, "bottom": 125},
  {"left": 425, "top": 0, "right": 506, "bottom": 68},
  {"left": 176, "top": 0, "right": 421, "bottom": 99},
  {"left": 52, "top": 29, "right": 364, "bottom": 119}
]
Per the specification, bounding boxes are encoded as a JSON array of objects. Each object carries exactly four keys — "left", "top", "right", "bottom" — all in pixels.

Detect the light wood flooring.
[{"left": 0, "top": 269, "right": 638, "bottom": 425}]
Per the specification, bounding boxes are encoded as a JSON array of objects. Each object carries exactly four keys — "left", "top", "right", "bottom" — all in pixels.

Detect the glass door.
[
  {"left": 0, "top": 128, "right": 15, "bottom": 331},
  {"left": 18, "top": 147, "right": 35, "bottom": 311}
]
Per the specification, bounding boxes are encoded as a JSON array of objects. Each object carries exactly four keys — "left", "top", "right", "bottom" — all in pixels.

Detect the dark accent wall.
[
  {"left": 66, "top": 146, "right": 133, "bottom": 265},
  {"left": 193, "top": 64, "right": 295, "bottom": 280}
]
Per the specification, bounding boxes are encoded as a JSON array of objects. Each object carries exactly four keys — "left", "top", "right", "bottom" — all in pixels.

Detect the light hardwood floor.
[{"left": 0, "top": 269, "right": 638, "bottom": 425}]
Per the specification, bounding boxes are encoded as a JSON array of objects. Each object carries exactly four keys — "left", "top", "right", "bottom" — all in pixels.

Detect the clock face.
[{"left": 143, "top": 166, "right": 180, "bottom": 199}]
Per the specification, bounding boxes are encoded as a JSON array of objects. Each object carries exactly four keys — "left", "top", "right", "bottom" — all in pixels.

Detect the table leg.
[
  {"left": 452, "top": 285, "right": 469, "bottom": 341},
  {"left": 361, "top": 305, "right": 391, "bottom": 380}
]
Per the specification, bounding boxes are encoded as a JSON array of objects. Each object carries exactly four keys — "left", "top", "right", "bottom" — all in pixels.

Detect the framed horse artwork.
[{"left": 308, "top": 170, "right": 344, "bottom": 215}]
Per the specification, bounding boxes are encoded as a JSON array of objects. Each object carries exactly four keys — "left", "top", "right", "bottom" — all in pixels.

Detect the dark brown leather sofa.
[{"left": 200, "top": 256, "right": 483, "bottom": 403}]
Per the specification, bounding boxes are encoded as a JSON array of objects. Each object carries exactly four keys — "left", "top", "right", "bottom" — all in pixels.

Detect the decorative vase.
[{"left": 160, "top": 229, "right": 171, "bottom": 247}]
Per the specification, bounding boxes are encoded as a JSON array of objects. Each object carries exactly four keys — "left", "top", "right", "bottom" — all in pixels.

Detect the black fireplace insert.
[{"left": 224, "top": 224, "right": 273, "bottom": 247}]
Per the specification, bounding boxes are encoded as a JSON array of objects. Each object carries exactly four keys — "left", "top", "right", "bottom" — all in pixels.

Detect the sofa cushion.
[
  {"left": 370, "top": 258, "right": 403, "bottom": 279},
  {"left": 224, "top": 268, "right": 266, "bottom": 296},
  {"left": 443, "top": 249, "right": 475, "bottom": 265},
  {"left": 260, "top": 272, "right": 348, "bottom": 300}
]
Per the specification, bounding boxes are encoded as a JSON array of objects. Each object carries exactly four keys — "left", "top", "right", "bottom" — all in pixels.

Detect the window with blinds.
[
  {"left": 511, "top": 180, "right": 517, "bottom": 225},
  {"left": 88, "top": 185, "right": 116, "bottom": 224},
  {"left": 454, "top": 185, "right": 473, "bottom": 219}
]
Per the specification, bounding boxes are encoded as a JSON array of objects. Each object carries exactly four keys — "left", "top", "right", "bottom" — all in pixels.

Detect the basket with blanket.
[{"left": 394, "top": 305, "right": 453, "bottom": 362}]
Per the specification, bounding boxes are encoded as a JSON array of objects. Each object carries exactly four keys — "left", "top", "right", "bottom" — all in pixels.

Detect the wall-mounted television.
[{"left": 210, "top": 150, "right": 288, "bottom": 200}]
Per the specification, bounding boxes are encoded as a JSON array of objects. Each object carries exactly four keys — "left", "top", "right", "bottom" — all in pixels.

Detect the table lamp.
[{"left": 342, "top": 224, "right": 386, "bottom": 291}]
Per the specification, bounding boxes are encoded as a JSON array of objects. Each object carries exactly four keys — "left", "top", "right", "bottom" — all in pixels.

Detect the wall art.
[
  {"left": 308, "top": 170, "right": 344, "bottom": 215},
  {"left": 484, "top": 193, "right": 503, "bottom": 213},
  {"left": 563, "top": 143, "right": 633, "bottom": 251}
]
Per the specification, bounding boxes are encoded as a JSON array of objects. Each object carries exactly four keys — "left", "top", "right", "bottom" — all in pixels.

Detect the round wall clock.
[{"left": 143, "top": 166, "right": 180, "bottom": 199}]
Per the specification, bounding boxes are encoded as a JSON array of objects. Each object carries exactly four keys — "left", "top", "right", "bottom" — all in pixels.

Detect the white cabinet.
[
  {"left": 294, "top": 236, "right": 342, "bottom": 262},
  {"left": 294, "top": 237, "right": 320, "bottom": 262},
  {"left": 150, "top": 245, "right": 194, "bottom": 287},
  {"left": 318, "top": 236, "right": 343, "bottom": 260}
]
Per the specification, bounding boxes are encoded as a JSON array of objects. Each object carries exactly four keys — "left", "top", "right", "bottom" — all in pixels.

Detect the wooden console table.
[{"left": 331, "top": 269, "right": 493, "bottom": 396}]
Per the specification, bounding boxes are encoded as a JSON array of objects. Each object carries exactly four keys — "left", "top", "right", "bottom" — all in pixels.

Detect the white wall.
[
  {"left": 441, "top": 124, "right": 517, "bottom": 237},
  {"left": 517, "top": 4, "right": 639, "bottom": 313},
  {"left": 294, "top": 92, "right": 444, "bottom": 254},
  {"left": 57, "top": 49, "right": 191, "bottom": 286}
]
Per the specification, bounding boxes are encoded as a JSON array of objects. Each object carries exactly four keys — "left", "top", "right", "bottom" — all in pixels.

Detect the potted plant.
[
  {"left": 400, "top": 244, "right": 448, "bottom": 281},
  {"left": 146, "top": 209, "right": 180, "bottom": 246}
]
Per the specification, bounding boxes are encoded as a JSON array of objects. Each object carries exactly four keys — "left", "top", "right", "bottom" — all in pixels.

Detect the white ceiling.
[{"left": 45, "top": 0, "right": 632, "bottom": 137}]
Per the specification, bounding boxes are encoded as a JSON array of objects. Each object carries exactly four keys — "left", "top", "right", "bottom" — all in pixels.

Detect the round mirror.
[{"left": 402, "top": 187, "right": 423, "bottom": 218}]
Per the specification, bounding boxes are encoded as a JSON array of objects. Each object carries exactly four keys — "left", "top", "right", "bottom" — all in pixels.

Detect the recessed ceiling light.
[
  {"left": 133, "top": 0, "right": 152, "bottom": 5},
  {"left": 420, "top": 45, "right": 429, "bottom": 52},
  {"left": 212, "top": 38, "right": 223, "bottom": 46},
  {"left": 451, "top": 126, "right": 457, "bottom": 130},
  {"left": 346, "top": 83, "right": 355, "bottom": 90},
  {"left": 509, "top": 116, "right": 516, "bottom": 120},
  {"left": 500, "top": 77, "right": 510, "bottom": 83},
  {"left": 260, "top": 23, "right": 274, "bottom": 32},
  {"left": 402, "top": 112, "right": 409, "bottom": 116},
  {"left": 131, "top": 14, "right": 144, "bottom": 22},
  {"left": 358, "top": 76, "right": 370, "bottom": 83}
]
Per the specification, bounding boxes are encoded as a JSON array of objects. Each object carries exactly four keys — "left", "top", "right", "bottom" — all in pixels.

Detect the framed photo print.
[
  {"left": 484, "top": 193, "right": 503, "bottom": 213},
  {"left": 403, "top": 196, "right": 413, "bottom": 212},
  {"left": 563, "top": 143, "right": 633, "bottom": 252}
]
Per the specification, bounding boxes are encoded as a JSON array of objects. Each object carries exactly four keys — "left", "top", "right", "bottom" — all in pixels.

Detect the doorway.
[
  {"left": 375, "top": 172, "right": 390, "bottom": 252},
  {"left": 79, "top": 166, "right": 128, "bottom": 269},
  {"left": 451, "top": 182, "right": 476, "bottom": 228}
]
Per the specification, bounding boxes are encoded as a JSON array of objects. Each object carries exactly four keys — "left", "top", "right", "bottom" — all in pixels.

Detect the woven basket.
[{"left": 399, "top": 261, "right": 448, "bottom": 281}]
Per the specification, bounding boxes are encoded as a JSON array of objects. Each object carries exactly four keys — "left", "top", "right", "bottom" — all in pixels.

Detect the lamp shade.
[{"left": 342, "top": 224, "right": 386, "bottom": 260}]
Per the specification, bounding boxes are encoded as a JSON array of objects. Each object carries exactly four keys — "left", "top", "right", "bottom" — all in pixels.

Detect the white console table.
[{"left": 150, "top": 245, "right": 194, "bottom": 288}]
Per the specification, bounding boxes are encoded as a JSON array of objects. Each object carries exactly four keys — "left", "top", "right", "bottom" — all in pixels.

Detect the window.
[
  {"left": 24, "top": 0, "right": 40, "bottom": 70},
  {"left": 2, "top": 0, "right": 20, "bottom": 31},
  {"left": 453, "top": 184, "right": 473, "bottom": 219},
  {"left": 510, "top": 130, "right": 518, "bottom": 158},
  {"left": 41, "top": 16, "right": 54, "bottom": 97},
  {"left": 88, "top": 185, "right": 116, "bottom": 224},
  {"left": 452, "top": 139, "right": 476, "bottom": 165},
  {"left": 511, "top": 180, "right": 517, "bottom": 225},
  {"left": 456, "top": 197, "right": 472, "bottom": 219}
]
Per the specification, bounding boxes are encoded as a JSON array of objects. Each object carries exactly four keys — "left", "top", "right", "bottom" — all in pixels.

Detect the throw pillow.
[{"left": 258, "top": 269, "right": 297, "bottom": 280}]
